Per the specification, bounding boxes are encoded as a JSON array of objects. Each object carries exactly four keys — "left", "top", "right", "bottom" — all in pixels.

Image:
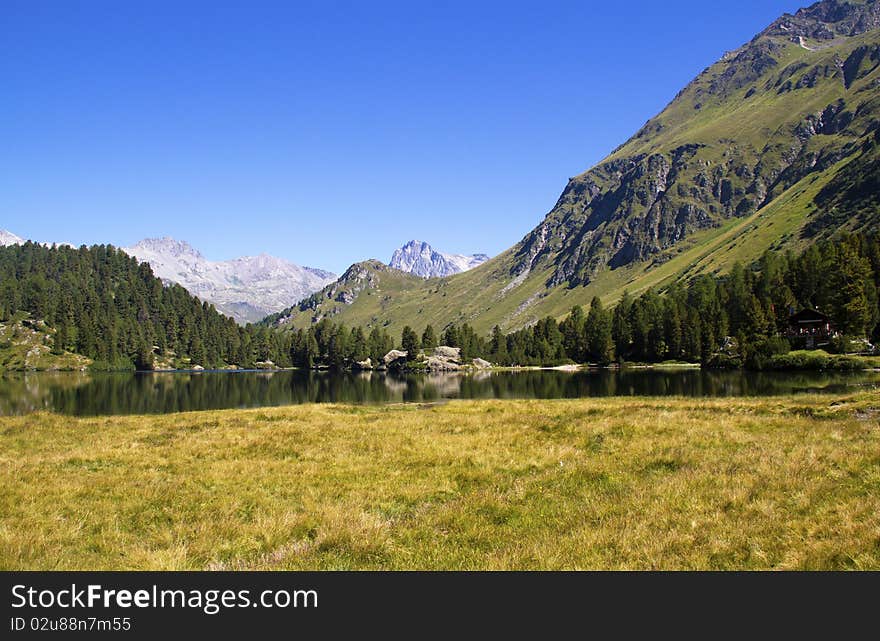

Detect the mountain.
[
  {"left": 389, "top": 240, "right": 489, "bottom": 278},
  {"left": 1, "top": 230, "right": 25, "bottom": 246},
  {"left": 267, "top": 0, "right": 880, "bottom": 336},
  {"left": 263, "top": 260, "right": 426, "bottom": 327},
  {"left": 124, "top": 237, "right": 336, "bottom": 324}
]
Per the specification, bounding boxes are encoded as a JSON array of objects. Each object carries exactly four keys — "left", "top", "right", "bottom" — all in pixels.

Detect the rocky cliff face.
[
  {"left": 761, "top": 0, "right": 880, "bottom": 40},
  {"left": 389, "top": 240, "right": 489, "bottom": 278},
  {"left": 512, "top": 0, "right": 880, "bottom": 288},
  {"left": 124, "top": 237, "right": 336, "bottom": 324}
]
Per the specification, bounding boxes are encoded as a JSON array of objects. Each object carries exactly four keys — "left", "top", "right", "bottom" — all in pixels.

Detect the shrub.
[
  {"left": 744, "top": 336, "right": 791, "bottom": 370},
  {"left": 89, "top": 357, "right": 136, "bottom": 372}
]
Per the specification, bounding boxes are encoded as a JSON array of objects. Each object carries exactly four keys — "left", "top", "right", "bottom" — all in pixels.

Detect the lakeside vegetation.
[
  {"left": 3, "top": 232, "right": 880, "bottom": 373},
  {"left": 278, "top": 232, "right": 880, "bottom": 371},
  {"left": 2, "top": 393, "right": 879, "bottom": 570}
]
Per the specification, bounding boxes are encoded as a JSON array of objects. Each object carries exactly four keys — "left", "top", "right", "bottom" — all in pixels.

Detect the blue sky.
[{"left": 1, "top": 0, "right": 806, "bottom": 274}]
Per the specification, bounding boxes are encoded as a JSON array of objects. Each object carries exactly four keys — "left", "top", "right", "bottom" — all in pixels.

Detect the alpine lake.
[{"left": 3, "top": 367, "right": 880, "bottom": 416}]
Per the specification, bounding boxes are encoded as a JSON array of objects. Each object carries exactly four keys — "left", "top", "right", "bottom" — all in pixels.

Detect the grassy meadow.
[{"left": 1, "top": 394, "right": 879, "bottom": 570}]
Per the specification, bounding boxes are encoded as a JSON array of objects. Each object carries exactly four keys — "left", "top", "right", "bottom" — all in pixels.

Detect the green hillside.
[
  {"left": 268, "top": 0, "right": 880, "bottom": 336},
  {"left": 0, "top": 243, "right": 296, "bottom": 371}
]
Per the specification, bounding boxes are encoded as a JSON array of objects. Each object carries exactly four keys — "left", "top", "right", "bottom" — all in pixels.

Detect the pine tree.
[
  {"left": 442, "top": 324, "right": 460, "bottom": 348},
  {"left": 585, "top": 297, "right": 614, "bottom": 365},
  {"left": 831, "top": 240, "right": 872, "bottom": 336},
  {"left": 490, "top": 325, "right": 508, "bottom": 364},
  {"left": 306, "top": 331, "right": 319, "bottom": 369},
  {"left": 367, "top": 327, "right": 389, "bottom": 364},
  {"left": 421, "top": 324, "right": 438, "bottom": 349},
  {"left": 560, "top": 305, "right": 586, "bottom": 363},
  {"left": 350, "top": 326, "right": 368, "bottom": 362},
  {"left": 401, "top": 325, "right": 420, "bottom": 360},
  {"left": 612, "top": 290, "right": 633, "bottom": 361}
]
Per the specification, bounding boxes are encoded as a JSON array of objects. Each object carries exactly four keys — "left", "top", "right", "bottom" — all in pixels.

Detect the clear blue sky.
[{"left": 1, "top": 0, "right": 806, "bottom": 274}]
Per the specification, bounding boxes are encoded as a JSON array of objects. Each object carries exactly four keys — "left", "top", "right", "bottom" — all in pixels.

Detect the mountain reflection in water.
[{"left": 1, "top": 368, "right": 878, "bottom": 416}]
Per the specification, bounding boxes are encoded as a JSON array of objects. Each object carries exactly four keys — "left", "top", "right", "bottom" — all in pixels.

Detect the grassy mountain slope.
[
  {"left": 270, "top": 0, "right": 880, "bottom": 336},
  {"left": 0, "top": 315, "right": 91, "bottom": 371}
]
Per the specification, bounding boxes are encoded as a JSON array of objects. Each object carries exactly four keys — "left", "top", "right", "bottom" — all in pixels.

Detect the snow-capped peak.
[
  {"left": 123, "top": 237, "right": 336, "bottom": 324},
  {"left": 0, "top": 230, "right": 25, "bottom": 246},
  {"left": 389, "top": 240, "right": 490, "bottom": 278}
]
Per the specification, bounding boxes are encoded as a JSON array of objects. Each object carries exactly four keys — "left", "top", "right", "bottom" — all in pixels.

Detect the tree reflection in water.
[{"left": 1, "top": 369, "right": 878, "bottom": 416}]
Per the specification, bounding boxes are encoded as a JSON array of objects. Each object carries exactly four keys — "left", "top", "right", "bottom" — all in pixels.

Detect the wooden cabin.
[{"left": 785, "top": 309, "right": 835, "bottom": 349}]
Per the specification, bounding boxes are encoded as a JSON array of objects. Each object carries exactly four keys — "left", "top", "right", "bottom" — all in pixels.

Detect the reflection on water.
[{"left": 1, "top": 368, "right": 879, "bottom": 416}]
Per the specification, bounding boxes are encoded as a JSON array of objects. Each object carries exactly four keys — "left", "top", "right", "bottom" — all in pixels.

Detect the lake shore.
[{"left": 2, "top": 393, "right": 878, "bottom": 570}]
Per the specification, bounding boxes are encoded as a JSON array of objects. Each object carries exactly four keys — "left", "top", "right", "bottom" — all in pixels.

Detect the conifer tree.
[
  {"left": 585, "top": 297, "right": 613, "bottom": 365},
  {"left": 490, "top": 325, "right": 508, "bottom": 364},
  {"left": 560, "top": 305, "right": 586, "bottom": 363},
  {"left": 421, "top": 324, "right": 438, "bottom": 349},
  {"left": 401, "top": 325, "right": 419, "bottom": 360}
]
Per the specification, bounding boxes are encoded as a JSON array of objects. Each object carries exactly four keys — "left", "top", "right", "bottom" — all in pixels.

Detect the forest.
[
  {"left": 1, "top": 233, "right": 878, "bottom": 371},
  {"left": 0, "top": 243, "right": 284, "bottom": 369}
]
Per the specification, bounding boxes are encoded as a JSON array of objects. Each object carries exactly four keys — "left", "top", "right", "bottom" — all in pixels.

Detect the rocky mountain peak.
[
  {"left": 761, "top": 0, "right": 880, "bottom": 41},
  {"left": 389, "top": 240, "right": 489, "bottom": 278}
]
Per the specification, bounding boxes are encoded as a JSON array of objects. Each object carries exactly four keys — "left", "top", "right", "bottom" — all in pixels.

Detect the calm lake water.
[{"left": 2, "top": 368, "right": 879, "bottom": 416}]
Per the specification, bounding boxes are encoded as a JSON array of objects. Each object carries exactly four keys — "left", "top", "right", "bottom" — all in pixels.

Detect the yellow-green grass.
[{"left": 2, "top": 395, "right": 880, "bottom": 570}]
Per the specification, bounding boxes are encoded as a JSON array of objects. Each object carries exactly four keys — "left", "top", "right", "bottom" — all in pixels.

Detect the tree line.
[
  {"left": 2, "top": 232, "right": 878, "bottom": 371},
  {"left": 488, "top": 232, "right": 880, "bottom": 367},
  {"left": 0, "top": 242, "right": 287, "bottom": 369}
]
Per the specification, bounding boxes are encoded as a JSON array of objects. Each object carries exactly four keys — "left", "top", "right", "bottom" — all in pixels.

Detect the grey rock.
[
  {"left": 383, "top": 350, "right": 408, "bottom": 366},
  {"left": 432, "top": 346, "right": 461, "bottom": 361},
  {"left": 389, "top": 240, "right": 489, "bottom": 278},
  {"left": 425, "top": 356, "right": 460, "bottom": 371}
]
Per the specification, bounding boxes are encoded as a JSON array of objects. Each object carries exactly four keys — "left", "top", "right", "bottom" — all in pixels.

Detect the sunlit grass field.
[{"left": 2, "top": 394, "right": 879, "bottom": 570}]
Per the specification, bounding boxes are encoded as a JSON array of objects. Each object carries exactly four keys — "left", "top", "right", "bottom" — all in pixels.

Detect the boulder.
[
  {"left": 383, "top": 349, "right": 408, "bottom": 366},
  {"left": 353, "top": 357, "right": 373, "bottom": 370},
  {"left": 192, "top": 365, "right": 205, "bottom": 371},
  {"left": 425, "top": 356, "right": 460, "bottom": 371},
  {"left": 433, "top": 346, "right": 461, "bottom": 362},
  {"left": 472, "top": 358, "right": 492, "bottom": 369}
]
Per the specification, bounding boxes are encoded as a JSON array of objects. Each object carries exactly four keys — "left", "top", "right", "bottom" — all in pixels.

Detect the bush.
[
  {"left": 828, "top": 334, "right": 870, "bottom": 354},
  {"left": 744, "top": 336, "right": 790, "bottom": 370},
  {"left": 758, "top": 350, "right": 871, "bottom": 371},
  {"left": 763, "top": 351, "right": 830, "bottom": 371},
  {"left": 89, "top": 357, "right": 136, "bottom": 372},
  {"left": 705, "top": 354, "right": 743, "bottom": 369}
]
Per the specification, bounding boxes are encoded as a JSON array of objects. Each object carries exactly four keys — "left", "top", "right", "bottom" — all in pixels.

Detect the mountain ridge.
[
  {"left": 124, "top": 237, "right": 336, "bottom": 324},
  {"left": 266, "top": 0, "right": 880, "bottom": 335}
]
